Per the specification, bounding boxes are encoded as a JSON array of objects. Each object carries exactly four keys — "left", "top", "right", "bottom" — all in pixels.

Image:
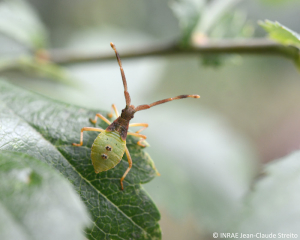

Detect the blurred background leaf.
[
  {"left": 193, "top": 0, "right": 244, "bottom": 36},
  {"left": 232, "top": 151, "right": 300, "bottom": 235},
  {"left": 259, "top": 20, "right": 300, "bottom": 48},
  {"left": 169, "top": 0, "right": 205, "bottom": 47},
  {"left": 0, "top": 151, "right": 90, "bottom": 240},
  {"left": 259, "top": 20, "right": 300, "bottom": 69},
  {"left": 0, "top": 0, "right": 48, "bottom": 50},
  {"left": 170, "top": 0, "right": 253, "bottom": 44},
  {"left": 170, "top": 0, "right": 254, "bottom": 67},
  {"left": 0, "top": 0, "right": 73, "bottom": 84}
]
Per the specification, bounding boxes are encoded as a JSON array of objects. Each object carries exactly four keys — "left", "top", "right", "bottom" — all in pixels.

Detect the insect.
[{"left": 73, "top": 42, "right": 200, "bottom": 190}]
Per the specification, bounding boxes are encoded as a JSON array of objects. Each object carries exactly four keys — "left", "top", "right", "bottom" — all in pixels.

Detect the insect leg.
[
  {"left": 107, "top": 104, "right": 119, "bottom": 118},
  {"left": 90, "top": 113, "right": 111, "bottom": 125},
  {"left": 127, "top": 132, "right": 147, "bottom": 147},
  {"left": 127, "top": 132, "right": 146, "bottom": 139},
  {"left": 72, "top": 127, "right": 104, "bottom": 147},
  {"left": 120, "top": 146, "right": 133, "bottom": 190},
  {"left": 128, "top": 123, "right": 148, "bottom": 133}
]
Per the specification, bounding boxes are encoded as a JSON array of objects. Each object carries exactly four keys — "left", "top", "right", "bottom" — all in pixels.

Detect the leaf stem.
[{"left": 48, "top": 38, "right": 300, "bottom": 65}]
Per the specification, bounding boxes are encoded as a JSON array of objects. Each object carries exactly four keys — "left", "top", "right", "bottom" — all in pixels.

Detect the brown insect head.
[{"left": 120, "top": 105, "right": 135, "bottom": 121}]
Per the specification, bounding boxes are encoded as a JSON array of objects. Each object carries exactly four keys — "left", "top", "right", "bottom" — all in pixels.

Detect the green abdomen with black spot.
[{"left": 91, "top": 130, "right": 126, "bottom": 173}]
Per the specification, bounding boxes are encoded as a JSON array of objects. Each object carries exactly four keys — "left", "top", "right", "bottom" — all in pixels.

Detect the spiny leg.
[
  {"left": 127, "top": 132, "right": 146, "bottom": 139},
  {"left": 129, "top": 123, "right": 148, "bottom": 134},
  {"left": 120, "top": 146, "right": 133, "bottom": 190},
  {"left": 90, "top": 113, "right": 111, "bottom": 125},
  {"left": 107, "top": 104, "right": 119, "bottom": 118},
  {"left": 72, "top": 127, "right": 104, "bottom": 147},
  {"left": 127, "top": 132, "right": 147, "bottom": 147}
]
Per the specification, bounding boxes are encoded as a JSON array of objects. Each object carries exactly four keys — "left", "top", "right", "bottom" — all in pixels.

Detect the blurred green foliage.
[
  {"left": 0, "top": 151, "right": 90, "bottom": 240},
  {"left": 260, "top": 20, "right": 300, "bottom": 68},
  {"left": 0, "top": 0, "right": 48, "bottom": 49},
  {"left": 1, "top": 0, "right": 300, "bottom": 239},
  {"left": 260, "top": 20, "right": 300, "bottom": 48},
  {"left": 0, "top": 0, "right": 72, "bottom": 83},
  {"left": 170, "top": 0, "right": 253, "bottom": 47}
]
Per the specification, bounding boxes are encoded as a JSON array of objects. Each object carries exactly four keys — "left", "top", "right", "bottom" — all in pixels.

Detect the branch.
[{"left": 48, "top": 38, "right": 300, "bottom": 65}]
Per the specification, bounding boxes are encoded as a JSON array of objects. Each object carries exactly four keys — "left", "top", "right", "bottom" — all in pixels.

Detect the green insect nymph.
[{"left": 73, "top": 42, "right": 200, "bottom": 190}]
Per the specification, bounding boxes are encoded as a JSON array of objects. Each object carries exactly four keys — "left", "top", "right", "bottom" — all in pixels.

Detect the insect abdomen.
[{"left": 91, "top": 130, "right": 126, "bottom": 173}]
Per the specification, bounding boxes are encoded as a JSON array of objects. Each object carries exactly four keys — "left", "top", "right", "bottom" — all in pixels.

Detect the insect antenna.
[
  {"left": 110, "top": 42, "right": 131, "bottom": 107},
  {"left": 134, "top": 94, "right": 200, "bottom": 112}
]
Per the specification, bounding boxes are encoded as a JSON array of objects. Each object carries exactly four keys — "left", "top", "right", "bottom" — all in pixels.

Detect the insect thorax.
[{"left": 106, "top": 116, "right": 130, "bottom": 140}]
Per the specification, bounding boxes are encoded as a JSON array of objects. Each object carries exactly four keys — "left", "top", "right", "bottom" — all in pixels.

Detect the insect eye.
[
  {"left": 106, "top": 146, "right": 112, "bottom": 151},
  {"left": 101, "top": 154, "right": 108, "bottom": 159}
]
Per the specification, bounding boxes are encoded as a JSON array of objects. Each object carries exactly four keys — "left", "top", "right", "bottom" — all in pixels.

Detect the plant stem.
[{"left": 49, "top": 38, "right": 299, "bottom": 65}]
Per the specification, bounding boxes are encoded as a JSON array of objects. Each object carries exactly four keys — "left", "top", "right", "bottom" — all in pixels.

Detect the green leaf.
[
  {"left": 0, "top": 151, "right": 90, "bottom": 240},
  {"left": 0, "top": 0, "right": 48, "bottom": 49},
  {"left": 0, "top": 79, "right": 161, "bottom": 239},
  {"left": 233, "top": 151, "right": 300, "bottom": 235},
  {"left": 259, "top": 20, "right": 300, "bottom": 48},
  {"left": 259, "top": 20, "right": 300, "bottom": 70}
]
